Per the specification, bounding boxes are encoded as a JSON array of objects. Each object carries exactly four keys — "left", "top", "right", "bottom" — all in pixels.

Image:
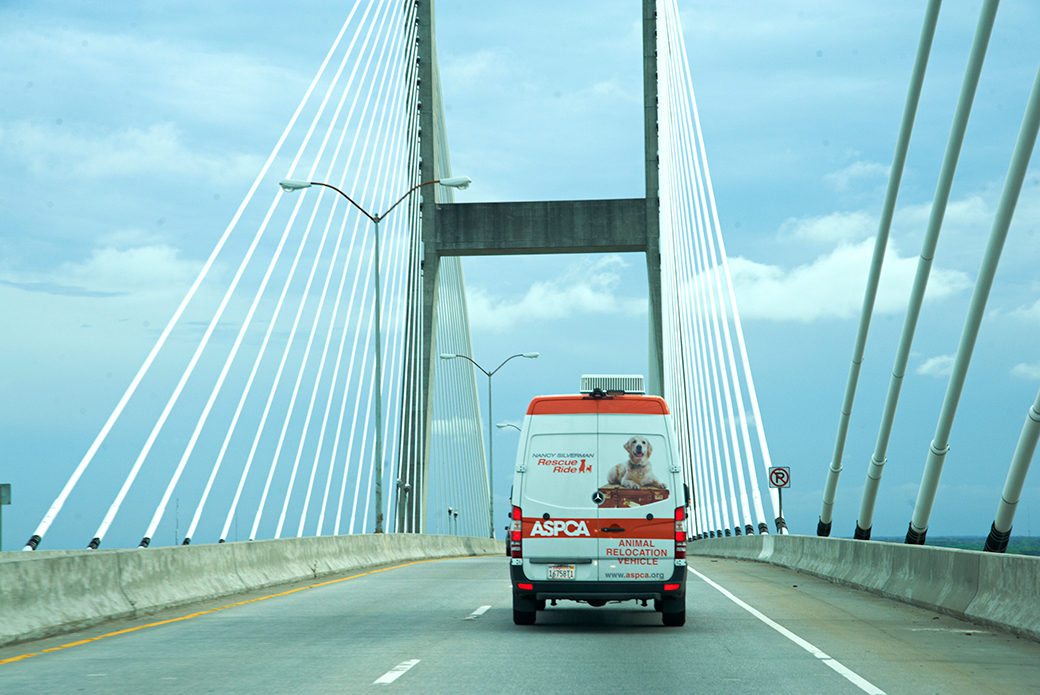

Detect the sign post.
[
  {"left": 0, "top": 483, "right": 10, "bottom": 551},
  {"left": 767, "top": 467, "right": 790, "bottom": 534}
]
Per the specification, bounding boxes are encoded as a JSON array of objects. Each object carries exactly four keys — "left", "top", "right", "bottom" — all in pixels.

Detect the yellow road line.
[{"left": 1, "top": 556, "right": 453, "bottom": 666}]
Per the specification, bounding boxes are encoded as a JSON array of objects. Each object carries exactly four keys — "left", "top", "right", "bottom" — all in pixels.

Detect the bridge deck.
[{"left": 3, "top": 555, "right": 1038, "bottom": 694}]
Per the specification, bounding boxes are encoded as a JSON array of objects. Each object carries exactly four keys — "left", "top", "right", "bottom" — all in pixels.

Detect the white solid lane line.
[
  {"left": 688, "top": 567, "right": 886, "bottom": 695},
  {"left": 465, "top": 605, "right": 492, "bottom": 620},
  {"left": 373, "top": 659, "right": 420, "bottom": 685}
]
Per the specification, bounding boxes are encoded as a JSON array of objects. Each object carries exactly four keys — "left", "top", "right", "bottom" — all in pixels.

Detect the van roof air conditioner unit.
[{"left": 579, "top": 374, "right": 645, "bottom": 395}]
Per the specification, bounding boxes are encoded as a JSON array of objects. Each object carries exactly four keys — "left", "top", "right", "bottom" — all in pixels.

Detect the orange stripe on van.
[
  {"left": 526, "top": 395, "right": 670, "bottom": 415},
  {"left": 522, "top": 517, "right": 672, "bottom": 539}
]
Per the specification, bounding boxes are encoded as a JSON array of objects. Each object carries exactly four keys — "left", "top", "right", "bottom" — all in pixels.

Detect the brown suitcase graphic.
[{"left": 596, "top": 483, "right": 669, "bottom": 508}]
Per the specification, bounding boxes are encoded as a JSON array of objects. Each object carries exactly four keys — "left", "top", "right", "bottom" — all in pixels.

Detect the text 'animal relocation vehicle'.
[{"left": 508, "top": 375, "right": 690, "bottom": 626}]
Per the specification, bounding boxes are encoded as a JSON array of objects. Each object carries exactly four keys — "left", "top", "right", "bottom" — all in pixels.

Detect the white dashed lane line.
[
  {"left": 373, "top": 659, "right": 420, "bottom": 685},
  {"left": 465, "top": 605, "right": 492, "bottom": 620}
]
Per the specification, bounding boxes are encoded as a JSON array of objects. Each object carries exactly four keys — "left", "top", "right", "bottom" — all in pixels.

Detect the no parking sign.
[
  {"left": 768, "top": 467, "right": 789, "bottom": 534},
  {"left": 768, "top": 467, "right": 790, "bottom": 488}
]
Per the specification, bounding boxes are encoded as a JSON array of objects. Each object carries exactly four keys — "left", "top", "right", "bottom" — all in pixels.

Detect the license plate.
[{"left": 547, "top": 565, "right": 575, "bottom": 580}]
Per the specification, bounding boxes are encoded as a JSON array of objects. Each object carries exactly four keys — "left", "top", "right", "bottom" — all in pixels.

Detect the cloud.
[
  {"left": 0, "top": 243, "right": 208, "bottom": 424},
  {"left": 466, "top": 255, "right": 646, "bottom": 331},
  {"left": 897, "top": 194, "right": 994, "bottom": 232},
  {"left": 62, "top": 244, "right": 204, "bottom": 295},
  {"left": 917, "top": 355, "right": 955, "bottom": 377},
  {"left": 586, "top": 78, "right": 638, "bottom": 103},
  {"left": 1, "top": 121, "right": 262, "bottom": 184},
  {"left": 0, "top": 243, "right": 204, "bottom": 318},
  {"left": 1011, "top": 362, "right": 1040, "bottom": 380},
  {"left": 728, "top": 238, "right": 971, "bottom": 322},
  {"left": 824, "top": 161, "right": 889, "bottom": 192},
  {"left": 441, "top": 49, "right": 506, "bottom": 89},
  {"left": 0, "top": 280, "right": 123, "bottom": 298},
  {"left": 2, "top": 25, "right": 304, "bottom": 129},
  {"left": 778, "top": 210, "right": 876, "bottom": 245},
  {"left": 0, "top": 24, "right": 297, "bottom": 201},
  {"left": 1010, "top": 297, "right": 1040, "bottom": 323}
]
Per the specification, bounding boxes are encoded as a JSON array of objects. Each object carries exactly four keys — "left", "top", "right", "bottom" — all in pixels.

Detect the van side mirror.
[{"left": 684, "top": 483, "right": 692, "bottom": 510}]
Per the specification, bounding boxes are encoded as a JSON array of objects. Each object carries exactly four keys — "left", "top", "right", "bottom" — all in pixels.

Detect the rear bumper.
[{"left": 510, "top": 563, "right": 686, "bottom": 607}]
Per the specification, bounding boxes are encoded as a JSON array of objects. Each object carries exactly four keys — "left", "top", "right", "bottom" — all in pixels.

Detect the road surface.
[{"left": 2, "top": 553, "right": 1038, "bottom": 694}]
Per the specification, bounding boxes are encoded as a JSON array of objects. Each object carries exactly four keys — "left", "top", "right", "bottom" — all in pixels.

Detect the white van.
[{"left": 508, "top": 375, "right": 689, "bottom": 626}]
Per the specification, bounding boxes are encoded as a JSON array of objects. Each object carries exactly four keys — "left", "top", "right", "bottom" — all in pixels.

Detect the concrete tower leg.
[
  {"left": 643, "top": 0, "right": 664, "bottom": 397},
  {"left": 393, "top": 0, "right": 445, "bottom": 533}
]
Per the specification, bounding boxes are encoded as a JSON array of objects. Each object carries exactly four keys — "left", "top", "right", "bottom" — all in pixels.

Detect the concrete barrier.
[
  {"left": 838, "top": 537, "right": 893, "bottom": 591},
  {"left": 688, "top": 535, "right": 1039, "bottom": 643},
  {"left": 0, "top": 534, "right": 503, "bottom": 648},
  {"left": 0, "top": 549, "right": 134, "bottom": 647},
  {"left": 966, "top": 551, "right": 1040, "bottom": 640},
  {"left": 881, "top": 543, "right": 980, "bottom": 618}
]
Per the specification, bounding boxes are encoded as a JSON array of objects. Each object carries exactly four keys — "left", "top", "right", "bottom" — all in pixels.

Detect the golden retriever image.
[{"left": 607, "top": 436, "right": 661, "bottom": 489}]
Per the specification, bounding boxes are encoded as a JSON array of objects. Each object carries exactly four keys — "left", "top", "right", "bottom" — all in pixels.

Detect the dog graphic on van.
[{"left": 607, "top": 436, "right": 661, "bottom": 489}]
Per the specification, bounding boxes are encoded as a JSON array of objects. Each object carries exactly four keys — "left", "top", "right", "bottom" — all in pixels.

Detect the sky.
[{"left": 2, "top": 1, "right": 1040, "bottom": 550}]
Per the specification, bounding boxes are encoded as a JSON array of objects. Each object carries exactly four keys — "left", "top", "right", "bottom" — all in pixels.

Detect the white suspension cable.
[
  {"left": 666, "top": 31, "right": 752, "bottom": 534},
  {"left": 21, "top": 3, "right": 363, "bottom": 551},
  {"left": 311, "top": 213, "right": 370, "bottom": 536},
  {"left": 689, "top": 113, "right": 770, "bottom": 531},
  {"left": 363, "top": 20, "right": 422, "bottom": 533},
  {"left": 309, "top": 0, "right": 417, "bottom": 538},
  {"left": 334, "top": 236, "right": 375, "bottom": 534},
  {"left": 272, "top": 0, "right": 403, "bottom": 540},
  {"left": 150, "top": 6, "right": 388, "bottom": 546},
  {"left": 210, "top": 0, "right": 383, "bottom": 544},
  {"left": 142, "top": 181, "right": 302, "bottom": 547},
  {"left": 348, "top": 295, "right": 379, "bottom": 533},
  {"left": 251, "top": 0, "right": 397, "bottom": 541},
  {"left": 286, "top": 206, "right": 357, "bottom": 538},
  {"left": 292, "top": 5, "right": 412, "bottom": 538},
  {"left": 247, "top": 190, "right": 343, "bottom": 540},
  {"left": 213, "top": 187, "right": 328, "bottom": 543},
  {"left": 293, "top": 57, "right": 399, "bottom": 538},
  {"left": 661, "top": 0, "right": 770, "bottom": 532},
  {"left": 321, "top": 222, "right": 371, "bottom": 535},
  {"left": 89, "top": 180, "right": 311, "bottom": 549},
  {"left": 671, "top": 0, "right": 778, "bottom": 527}
]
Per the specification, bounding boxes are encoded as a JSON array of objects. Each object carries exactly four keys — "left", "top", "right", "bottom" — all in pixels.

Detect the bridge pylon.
[{"left": 394, "top": 0, "right": 666, "bottom": 533}]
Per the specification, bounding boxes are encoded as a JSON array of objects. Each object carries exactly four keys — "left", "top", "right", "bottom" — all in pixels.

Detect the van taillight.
[
  {"left": 674, "top": 507, "right": 687, "bottom": 560},
  {"left": 511, "top": 506, "right": 523, "bottom": 558}
]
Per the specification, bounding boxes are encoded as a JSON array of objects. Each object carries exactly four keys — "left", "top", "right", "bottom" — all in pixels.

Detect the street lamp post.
[
  {"left": 0, "top": 483, "right": 11, "bottom": 552},
  {"left": 280, "top": 175, "right": 471, "bottom": 533},
  {"left": 440, "top": 352, "right": 538, "bottom": 538}
]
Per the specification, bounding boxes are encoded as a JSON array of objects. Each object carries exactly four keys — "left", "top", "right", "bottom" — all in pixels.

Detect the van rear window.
[
  {"left": 523, "top": 433, "right": 598, "bottom": 510},
  {"left": 521, "top": 431, "right": 672, "bottom": 510}
]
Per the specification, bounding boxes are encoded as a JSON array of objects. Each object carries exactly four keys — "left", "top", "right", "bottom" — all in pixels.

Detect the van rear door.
[
  {"left": 518, "top": 412, "right": 599, "bottom": 581},
  {"left": 595, "top": 410, "right": 675, "bottom": 583}
]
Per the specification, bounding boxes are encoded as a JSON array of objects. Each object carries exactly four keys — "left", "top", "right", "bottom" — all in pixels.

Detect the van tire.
[
  {"left": 662, "top": 607, "right": 685, "bottom": 627},
  {"left": 513, "top": 608, "right": 536, "bottom": 625}
]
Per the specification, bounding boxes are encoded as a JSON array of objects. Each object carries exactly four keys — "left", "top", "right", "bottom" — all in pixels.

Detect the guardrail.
[
  {"left": 0, "top": 534, "right": 504, "bottom": 648},
  {"left": 688, "top": 535, "right": 1040, "bottom": 643}
]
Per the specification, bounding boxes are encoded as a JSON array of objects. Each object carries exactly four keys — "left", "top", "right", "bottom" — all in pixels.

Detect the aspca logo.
[{"left": 530, "top": 519, "right": 591, "bottom": 537}]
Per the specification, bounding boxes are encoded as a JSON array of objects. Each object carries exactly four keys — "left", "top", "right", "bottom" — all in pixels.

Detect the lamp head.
[
  {"left": 522, "top": 352, "right": 539, "bottom": 359},
  {"left": 437, "top": 176, "right": 471, "bottom": 190},
  {"left": 439, "top": 353, "right": 457, "bottom": 360},
  {"left": 279, "top": 178, "right": 312, "bottom": 192}
]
